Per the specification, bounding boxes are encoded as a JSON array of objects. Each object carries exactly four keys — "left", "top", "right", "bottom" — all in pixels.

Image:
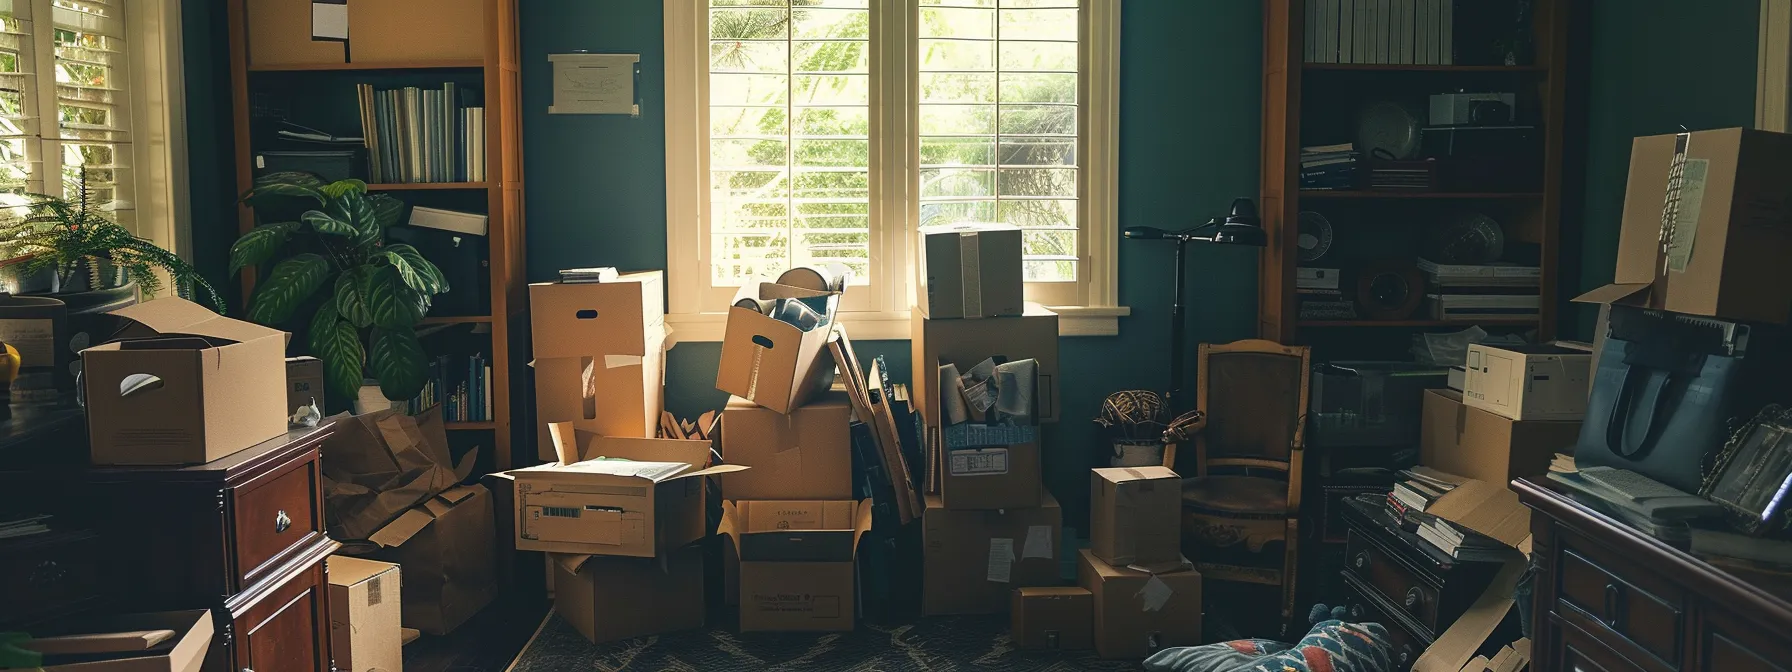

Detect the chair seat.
[{"left": 1181, "top": 475, "right": 1288, "bottom": 516}]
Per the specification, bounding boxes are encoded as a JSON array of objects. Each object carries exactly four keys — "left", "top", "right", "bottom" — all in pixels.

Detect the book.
[
  {"left": 559, "top": 267, "right": 621, "bottom": 283},
  {"left": 409, "top": 206, "right": 489, "bottom": 236},
  {"left": 1392, "top": 479, "right": 1445, "bottom": 511},
  {"left": 354, "top": 83, "right": 484, "bottom": 184},
  {"left": 278, "top": 122, "right": 362, "bottom": 145}
]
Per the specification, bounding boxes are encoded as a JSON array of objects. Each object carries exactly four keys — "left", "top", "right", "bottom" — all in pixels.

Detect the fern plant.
[
  {"left": 232, "top": 171, "right": 448, "bottom": 403},
  {"left": 0, "top": 175, "right": 221, "bottom": 310}
]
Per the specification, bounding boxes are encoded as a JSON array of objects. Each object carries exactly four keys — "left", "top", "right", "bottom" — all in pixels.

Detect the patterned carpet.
[{"left": 509, "top": 613, "right": 1147, "bottom": 671}]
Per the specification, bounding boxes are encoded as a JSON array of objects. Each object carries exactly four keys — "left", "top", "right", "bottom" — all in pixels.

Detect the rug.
[{"left": 509, "top": 612, "right": 1147, "bottom": 672}]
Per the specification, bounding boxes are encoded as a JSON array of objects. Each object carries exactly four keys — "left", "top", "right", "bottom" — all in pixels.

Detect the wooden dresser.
[
  {"left": 0, "top": 427, "right": 338, "bottom": 672},
  {"left": 1515, "top": 477, "right": 1792, "bottom": 672},
  {"left": 1338, "top": 495, "right": 1506, "bottom": 671}
]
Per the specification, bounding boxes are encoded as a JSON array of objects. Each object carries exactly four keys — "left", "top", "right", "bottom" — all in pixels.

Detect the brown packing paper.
[
  {"left": 1412, "top": 558, "right": 1526, "bottom": 672},
  {"left": 362, "top": 484, "right": 497, "bottom": 636},
  {"left": 320, "top": 406, "right": 477, "bottom": 541}
]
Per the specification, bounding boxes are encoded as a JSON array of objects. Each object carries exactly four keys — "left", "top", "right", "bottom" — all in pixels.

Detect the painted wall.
[{"left": 518, "top": 0, "right": 1264, "bottom": 522}]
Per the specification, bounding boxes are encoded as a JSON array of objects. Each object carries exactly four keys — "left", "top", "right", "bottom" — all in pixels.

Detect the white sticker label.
[
  {"left": 1667, "top": 158, "right": 1708, "bottom": 272},
  {"left": 604, "top": 354, "right": 643, "bottom": 369},
  {"left": 1022, "top": 525, "right": 1054, "bottom": 559},
  {"left": 1137, "top": 575, "right": 1173, "bottom": 612},
  {"left": 950, "top": 448, "right": 1009, "bottom": 476},
  {"left": 986, "top": 537, "right": 1015, "bottom": 583}
]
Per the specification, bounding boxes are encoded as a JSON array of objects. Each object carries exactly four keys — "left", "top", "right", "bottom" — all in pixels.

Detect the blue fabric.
[{"left": 1143, "top": 605, "right": 1392, "bottom": 672}]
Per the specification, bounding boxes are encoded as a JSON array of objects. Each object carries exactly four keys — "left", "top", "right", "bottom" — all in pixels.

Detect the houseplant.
[
  {"left": 232, "top": 171, "right": 448, "bottom": 403},
  {"left": 0, "top": 176, "right": 221, "bottom": 309}
]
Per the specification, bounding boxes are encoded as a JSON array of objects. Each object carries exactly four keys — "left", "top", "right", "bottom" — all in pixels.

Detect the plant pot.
[
  {"left": 58, "top": 280, "right": 139, "bottom": 390},
  {"left": 0, "top": 262, "right": 58, "bottom": 294},
  {"left": 1109, "top": 439, "right": 1166, "bottom": 467},
  {"left": 51, "top": 259, "right": 130, "bottom": 294}
]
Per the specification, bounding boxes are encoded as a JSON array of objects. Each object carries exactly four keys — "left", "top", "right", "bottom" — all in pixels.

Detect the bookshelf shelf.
[
  {"left": 1298, "top": 319, "right": 1541, "bottom": 328},
  {"left": 368, "top": 182, "right": 491, "bottom": 191},
  {"left": 248, "top": 59, "right": 485, "bottom": 72},
  {"left": 446, "top": 421, "right": 497, "bottom": 431},
  {"left": 1302, "top": 63, "right": 1547, "bottom": 73},
  {"left": 1297, "top": 190, "right": 1545, "bottom": 200}
]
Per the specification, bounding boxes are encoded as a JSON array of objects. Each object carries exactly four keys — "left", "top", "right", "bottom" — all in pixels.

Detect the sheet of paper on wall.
[
  {"left": 549, "top": 53, "right": 641, "bottom": 115},
  {"left": 311, "top": 1, "right": 348, "bottom": 41}
]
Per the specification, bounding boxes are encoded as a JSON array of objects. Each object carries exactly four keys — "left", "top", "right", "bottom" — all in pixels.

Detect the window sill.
[{"left": 665, "top": 305, "right": 1130, "bottom": 343}]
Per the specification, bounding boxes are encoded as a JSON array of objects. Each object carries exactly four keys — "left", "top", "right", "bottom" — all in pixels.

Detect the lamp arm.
[{"left": 1175, "top": 217, "right": 1225, "bottom": 241}]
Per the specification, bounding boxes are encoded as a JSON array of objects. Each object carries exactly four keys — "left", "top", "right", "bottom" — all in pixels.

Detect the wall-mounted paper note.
[
  {"left": 549, "top": 53, "right": 641, "bottom": 115},
  {"left": 311, "top": 1, "right": 348, "bottom": 41}
]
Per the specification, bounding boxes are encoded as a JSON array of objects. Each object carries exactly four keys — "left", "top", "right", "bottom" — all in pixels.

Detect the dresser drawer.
[
  {"left": 1556, "top": 540, "right": 1684, "bottom": 670},
  {"left": 232, "top": 456, "right": 322, "bottom": 590},
  {"left": 230, "top": 553, "right": 330, "bottom": 672},
  {"left": 1345, "top": 530, "right": 1441, "bottom": 633},
  {"left": 0, "top": 530, "right": 103, "bottom": 626},
  {"left": 1342, "top": 572, "right": 1427, "bottom": 672}
]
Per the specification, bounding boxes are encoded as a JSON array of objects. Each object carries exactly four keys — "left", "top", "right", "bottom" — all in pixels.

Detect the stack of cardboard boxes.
[{"left": 1422, "top": 343, "right": 1588, "bottom": 485}]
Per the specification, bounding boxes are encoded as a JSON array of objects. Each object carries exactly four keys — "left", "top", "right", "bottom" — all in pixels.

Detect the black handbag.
[{"left": 1575, "top": 307, "right": 1771, "bottom": 493}]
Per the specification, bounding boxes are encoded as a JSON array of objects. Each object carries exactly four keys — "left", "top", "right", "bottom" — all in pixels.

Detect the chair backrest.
[{"left": 1193, "top": 339, "right": 1311, "bottom": 475}]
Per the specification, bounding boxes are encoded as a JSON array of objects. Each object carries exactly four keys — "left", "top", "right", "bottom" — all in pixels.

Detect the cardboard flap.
[
  {"left": 751, "top": 282, "right": 836, "bottom": 302},
  {"left": 550, "top": 552, "right": 591, "bottom": 576},
  {"left": 1572, "top": 283, "right": 1651, "bottom": 306},
  {"left": 1427, "top": 478, "right": 1532, "bottom": 549},
  {"left": 852, "top": 497, "right": 874, "bottom": 547},
  {"left": 108, "top": 296, "right": 287, "bottom": 344},
  {"left": 1413, "top": 559, "right": 1526, "bottom": 672},
  {"left": 453, "top": 447, "right": 480, "bottom": 481},
  {"left": 436, "top": 485, "right": 481, "bottom": 506},
  {"left": 328, "top": 555, "right": 397, "bottom": 585},
  {"left": 719, "top": 500, "right": 742, "bottom": 552},
  {"left": 367, "top": 508, "right": 434, "bottom": 547},
  {"left": 669, "top": 463, "right": 750, "bottom": 481}
]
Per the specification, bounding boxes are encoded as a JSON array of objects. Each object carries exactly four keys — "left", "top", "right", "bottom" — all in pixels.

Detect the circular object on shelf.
[
  {"left": 1356, "top": 100, "right": 1422, "bottom": 160},
  {"left": 1355, "top": 262, "right": 1426, "bottom": 321},
  {"left": 1428, "top": 211, "right": 1506, "bottom": 264},
  {"left": 1297, "top": 211, "right": 1335, "bottom": 262}
]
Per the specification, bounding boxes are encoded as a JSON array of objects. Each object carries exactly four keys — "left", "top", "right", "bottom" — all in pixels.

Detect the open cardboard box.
[
  {"left": 29, "top": 609, "right": 213, "bottom": 672},
  {"left": 716, "top": 282, "right": 839, "bottom": 414},
  {"left": 548, "top": 545, "right": 705, "bottom": 644},
  {"left": 722, "top": 499, "right": 873, "bottom": 632},
  {"left": 910, "top": 304, "right": 1060, "bottom": 425},
  {"left": 529, "top": 272, "right": 668, "bottom": 460},
  {"left": 509, "top": 432, "right": 744, "bottom": 557}
]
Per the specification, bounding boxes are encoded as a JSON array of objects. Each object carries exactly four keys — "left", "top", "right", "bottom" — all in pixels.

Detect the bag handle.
[{"left": 1603, "top": 362, "right": 1674, "bottom": 459}]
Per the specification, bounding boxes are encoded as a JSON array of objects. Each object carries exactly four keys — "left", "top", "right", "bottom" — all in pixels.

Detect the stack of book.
[
  {"left": 1366, "top": 159, "right": 1437, "bottom": 190},
  {"left": 1384, "top": 468, "right": 1513, "bottom": 561},
  {"left": 1414, "top": 515, "right": 1509, "bottom": 562},
  {"left": 1419, "top": 258, "right": 1541, "bottom": 321},
  {"left": 0, "top": 513, "right": 50, "bottom": 540},
  {"left": 1303, "top": 0, "right": 1455, "bottom": 66},
  {"left": 355, "top": 83, "right": 487, "bottom": 184},
  {"left": 1546, "top": 456, "right": 1718, "bottom": 543},
  {"left": 559, "top": 267, "right": 620, "bottom": 284},
  {"left": 1390, "top": 467, "right": 1457, "bottom": 512},
  {"left": 407, "top": 353, "right": 494, "bottom": 423},
  {"left": 1296, "top": 267, "right": 1355, "bottom": 320},
  {"left": 1300, "top": 143, "right": 1358, "bottom": 190}
]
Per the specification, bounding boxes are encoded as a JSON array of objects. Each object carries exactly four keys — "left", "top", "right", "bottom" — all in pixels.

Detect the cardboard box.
[
  {"left": 32, "top": 610, "right": 213, "bottom": 672},
  {"left": 1090, "top": 466, "right": 1182, "bottom": 568},
  {"left": 1462, "top": 344, "right": 1590, "bottom": 421},
  {"left": 719, "top": 392, "right": 853, "bottom": 500},
  {"left": 363, "top": 484, "right": 496, "bottom": 635},
  {"left": 550, "top": 546, "right": 704, "bottom": 644},
  {"left": 82, "top": 297, "right": 289, "bottom": 466},
  {"left": 1011, "top": 586, "right": 1093, "bottom": 650},
  {"left": 1420, "top": 389, "right": 1580, "bottom": 485},
  {"left": 1077, "top": 550, "right": 1202, "bottom": 659},
  {"left": 245, "top": 0, "right": 346, "bottom": 67},
  {"left": 285, "top": 356, "right": 324, "bottom": 413},
  {"left": 1575, "top": 128, "right": 1792, "bottom": 324},
  {"left": 918, "top": 222, "right": 1025, "bottom": 319},
  {"left": 940, "top": 442, "right": 1041, "bottom": 510},
  {"left": 327, "top": 557, "right": 402, "bottom": 672},
  {"left": 347, "top": 0, "right": 484, "bottom": 63},
  {"left": 509, "top": 435, "right": 743, "bottom": 557},
  {"left": 529, "top": 272, "right": 665, "bottom": 358},
  {"left": 911, "top": 304, "right": 1060, "bottom": 425},
  {"left": 921, "top": 491, "right": 1063, "bottom": 615},
  {"left": 723, "top": 500, "right": 873, "bottom": 632},
  {"left": 529, "top": 273, "right": 668, "bottom": 460},
  {"left": 717, "top": 282, "right": 840, "bottom": 413}
]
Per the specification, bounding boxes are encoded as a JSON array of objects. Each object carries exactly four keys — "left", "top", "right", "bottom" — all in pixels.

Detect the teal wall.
[
  {"left": 1572, "top": 0, "right": 1759, "bottom": 337},
  {"left": 518, "top": 0, "right": 1264, "bottom": 521}
]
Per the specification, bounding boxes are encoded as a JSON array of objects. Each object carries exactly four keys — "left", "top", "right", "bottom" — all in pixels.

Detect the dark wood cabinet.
[
  {"left": 233, "top": 550, "right": 330, "bottom": 672},
  {"left": 1516, "top": 478, "right": 1792, "bottom": 672},
  {"left": 1337, "top": 495, "right": 1505, "bottom": 671}
]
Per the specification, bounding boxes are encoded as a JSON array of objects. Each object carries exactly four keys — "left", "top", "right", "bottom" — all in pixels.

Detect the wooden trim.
[
  {"left": 1760, "top": 0, "right": 1791, "bottom": 132},
  {"left": 1206, "top": 457, "right": 1293, "bottom": 471},
  {"left": 1258, "top": 0, "right": 1300, "bottom": 344},
  {"left": 226, "top": 0, "right": 256, "bottom": 303},
  {"left": 248, "top": 59, "right": 484, "bottom": 72},
  {"left": 1538, "top": 0, "right": 1569, "bottom": 342}
]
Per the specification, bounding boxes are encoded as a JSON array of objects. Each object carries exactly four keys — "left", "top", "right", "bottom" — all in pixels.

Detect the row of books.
[
  {"left": 1300, "top": 142, "right": 1358, "bottom": 190},
  {"left": 1418, "top": 258, "right": 1541, "bottom": 320},
  {"left": 1304, "top": 0, "right": 1455, "bottom": 65},
  {"left": 355, "top": 83, "right": 487, "bottom": 185},
  {"left": 1387, "top": 468, "right": 1511, "bottom": 562},
  {"left": 406, "top": 353, "right": 494, "bottom": 423}
]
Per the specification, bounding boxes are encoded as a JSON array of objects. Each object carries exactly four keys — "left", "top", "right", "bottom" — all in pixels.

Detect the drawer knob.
[
  {"left": 1404, "top": 587, "right": 1423, "bottom": 611},
  {"left": 274, "top": 510, "right": 292, "bottom": 534},
  {"left": 1399, "top": 645, "right": 1413, "bottom": 665},
  {"left": 28, "top": 560, "right": 64, "bottom": 586},
  {"left": 1353, "top": 551, "right": 1370, "bottom": 570},
  {"left": 1603, "top": 583, "right": 1623, "bottom": 630}
]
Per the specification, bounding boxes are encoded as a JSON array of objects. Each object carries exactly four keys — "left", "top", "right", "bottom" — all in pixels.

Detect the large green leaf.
[
  {"left": 379, "top": 249, "right": 435, "bottom": 294},
  {"left": 334, "top": 270, "right": 374, "bottom": 328},
  {"left": 328, "top": 190, "right": 381, "bottom": 247},
  {"left": 309, "top": 307, "right": 365, "bottom": 403},
  {"left": 246, "top": 253, "right": 332, "bottom": 326},
  {"left": 227, "top": 221, "right": 297, "bottom": 275},
  {"left": 382, "top": 244, "right": 448, "bottom": 293},
  {"left": 320, "top": 179, "right": 369, "bottom": 199},
  {"left": 300, "top": 210, "right": 356, "bottom": 237},
  {"left": 245, "top": 171, "right": 326, "bottom": 206},
  {"left": 364, "top": 265, "right": 427, "bottom": 329},
  {"left": 369, "top": 194, "right": 406, "bottom": 229},
  {"left": 370, "top": 326, "right": 428, "bottom": 400}
]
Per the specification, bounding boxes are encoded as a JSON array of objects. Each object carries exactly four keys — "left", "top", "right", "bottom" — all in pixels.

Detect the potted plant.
[
  {"left": 232, "top": 171, "right": 448, "bottom": 403},
  {"left": 0, "top": 177, "right": 220, "bottom": 309}
]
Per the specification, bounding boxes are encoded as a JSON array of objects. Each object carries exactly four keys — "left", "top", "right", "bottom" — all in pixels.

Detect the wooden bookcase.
[
  {"left": 224, "top": 0, "right": 528, "bottom": 469},
  {"left": 1258, "top": 0, "right": 1571, "bottom": 352}
]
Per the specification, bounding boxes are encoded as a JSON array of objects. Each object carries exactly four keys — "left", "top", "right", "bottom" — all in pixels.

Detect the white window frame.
[{"left": 664, "top": 0, "right": 1126, "bottom": 340}]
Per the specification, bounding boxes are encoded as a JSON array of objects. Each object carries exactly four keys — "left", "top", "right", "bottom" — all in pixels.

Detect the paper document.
[{"left": 550, "top": 53, "right": 641, "bottom": 115}]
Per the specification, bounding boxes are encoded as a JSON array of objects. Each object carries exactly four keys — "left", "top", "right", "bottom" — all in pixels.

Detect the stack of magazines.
[
  {"left": 1300, "top": 143, "right": 1358, "bottom": 189},
  {"left": 1384, "top": 468, "right": 1514, "bottom": 562},
  {"left": 1419, "top": 258, "right": 1541, "bottom": 321}
]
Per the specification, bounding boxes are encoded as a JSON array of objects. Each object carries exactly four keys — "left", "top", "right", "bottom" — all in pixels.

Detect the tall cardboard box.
[
  {"left": 550, "top": 546, "right": 705, "bottom": 644},
  {"left": 363, "top": 484, "right": 497, "bottom": 635},
  {"left": 922, "top": 492, "right": 1063, "bottom": 615},
  {"left": 529, "top": 273, "right": 667, "bottom": 461},
  {"left": 717, "top": 283, "right": 840, "bottom": 413},
  {"left": 81, "top": 297, "right": 289, "bottom": 466},
  {"left": 1421, "top": 389, "right": 1581, "bottom": 484},
  {"left": 508, "top": 435, "right": 743, "bottom": 557},
  {"left": 327, "top": 557, "right": 402, "bottom": 672},
  {"left": 1011, "top": 586, "right": 1094, "bottom": 650},
  {"left": 940, "top": 441, "right": 1042, "bottom": 510},
  {"left": 285, "top": 356, "right": 325, "bottom": 413},
  {"left": 723, "top": 500, "right": 873, "bottom": 632},
  {"left": 918, "top": 222, "right": 1025, "bottom": 319},
  {"left": 1090, "top": 466, "right": 1181, "bottom": 567},
  {"left": 911, "top": 304, "right": 1060, "bottom": 425},
  {"left": 1576, "top": 128, "right": 1792, "bottom": 324},
  {"left": 720, "top": 393, "right": 854, "bottom": 500},
  {"left": 1462, "top": 344, "right": 1590, "bottom": 421},
  {"left": 1077, "top": 550, "right": 1202, "bottom": 659}
]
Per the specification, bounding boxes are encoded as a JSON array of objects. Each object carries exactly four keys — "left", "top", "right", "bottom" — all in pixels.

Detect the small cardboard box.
[
  {"left": 530, "top": 341, "right": 668, "bottom": 461},
  {"left": 1090, "top": 466, "right": 1182, "bottom": 568},
  {"left": 363, "top": 484, "right": 497, "bottom": 636},
  {"left": 509, "top": 435, "right": 744, "bottom": 557},
  {"left": 719, "top": 392, "right": 853, "bottom": 500},
  {"left": 918, "top": 222, "right": 1025, "bottom": 320},
  {"left": 549, "top": 546, "right": 705, "bottom": 644},
  {"left": 921, "top": 491, "right": 1063, "bottom": 615},
  {"left": 327, "top": 557, "right": 402, "bottom": 672},
  {"left": 346, "top": 0, "right": 484, "bottom": 63},
  {"left": 723, "top": 500, "right": 873, "bottom": 632},
  {"left": 717, "top": 282, "right": 840, "bottom": 414},
  {"left": 1462, "top": 344, "right": 1590, "bottom": 421},
  {"left": 529, "top": 272, "right": 665, "bottom": 359},
  {"left": 940, "top": 442, "right": 1041, "bottom": 510},
  {"left": 911, "top": 304, "right": 1060, "bottom": 425},
  {"left": 82, "top": 297, "right": 290, "bottom": 466},
  {"left": 285, "top": 356, "right": 324, "bottom": 414},
  {"left": 1077, "top": 550, "right": 1202, "bottom": 659},
  {"left": 1011, "top": 586, "right": 1093, "bottom": 650},
  {"left": 1575, "top": 128, "right": 1792, "bottom": 324},
  {"left": 32, "top": 609, "right": 214, "bottom": 672},
  {"left": 245, "top": 0, "right": 345, "bottom": 67},
  {"left": 1421, "top": 389, "right": 1581, "bottom": 485}
]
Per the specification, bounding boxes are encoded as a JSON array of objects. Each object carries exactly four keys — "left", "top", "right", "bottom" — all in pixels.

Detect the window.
[
  {"left": 667, "top": 0, "right": 1123, "bottom": 339},
  {"left": 0, "top": 0, "right": 188, "bottom": 259}
]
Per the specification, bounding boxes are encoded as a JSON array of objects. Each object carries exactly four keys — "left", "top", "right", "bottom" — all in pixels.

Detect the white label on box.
[
  {"left": 604, "top": 354, "right": 642, "bottom": 369},
  {"left": 1137, "top": 575, "right": 1173, "bottom": 612},
  {"left": 986, "top": 537, "right": 1015, "bottom": 583},
  {"left": 949, "top": 447, "right": 1008, "bottom": 476},
  {"left": 0, "top": 318, "right": 54, "bottom": 369},
  {"left": 1667, "top": 158, "right": 1708, "bottom": 272},
  {"left": 1022, "top": 525, "right": 1054, "bottom": 559}
]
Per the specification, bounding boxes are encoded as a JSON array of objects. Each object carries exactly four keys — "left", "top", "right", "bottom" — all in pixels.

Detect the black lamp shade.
[{"left": 1211, "top": 223, "right": 1268, "bottom": 247}]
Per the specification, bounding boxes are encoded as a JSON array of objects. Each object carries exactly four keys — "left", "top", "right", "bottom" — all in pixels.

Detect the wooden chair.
[{"left": 1175, "top": 339, "right": 1311, "bottom": 632}]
